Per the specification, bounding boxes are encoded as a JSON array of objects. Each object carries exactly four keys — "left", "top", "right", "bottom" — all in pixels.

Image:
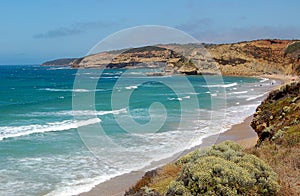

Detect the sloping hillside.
[
  {"left": 208, "top": 40, "right": 300, "bottom": 76},
  {"left": 42, "top": 58, "right": 77, "bottom": 66},
  {"left": 249, "top": 82, "right": 300, "bottom": 195}
]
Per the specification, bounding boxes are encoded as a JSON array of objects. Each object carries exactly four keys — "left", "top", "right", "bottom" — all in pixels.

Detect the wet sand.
[{"left": 79, "top": 115, "right": 258, "bottom": 196}]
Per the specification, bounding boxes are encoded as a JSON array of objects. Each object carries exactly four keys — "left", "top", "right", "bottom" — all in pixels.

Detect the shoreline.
[
  {"left": 259, "top": 74, "right": 299, "bottom": 87},
  {"left": 79, "top": 116, "right": 258, "bottom": 196},
  {"left": 78, "top": 75, "right": 287, "bottom": 196}
]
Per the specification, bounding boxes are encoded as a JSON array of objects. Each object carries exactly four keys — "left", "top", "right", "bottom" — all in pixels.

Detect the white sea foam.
[
  {"left": 47, "top": 129, "right": 211, "bottom": 196},
  {"left": 201, "top": 82, "right": 238, "bottom": 88},
  {"left": 39, "top": 88, "right": 105, "bottom": 92},
  {"left": 47, "top": 67, "right": 71, "bottom": 70},
  {"left": 246, "top": 92, "right": 268, "bottom": 101},
  {"left": 187, "top": 104, "right": 260, "bottom": 149},
  {"left": 45, "top": 174, "right": 118, "bottom": 196},
  {"left": 229, "top": 90, "right": 248, "bottom": 95},
  {"left": 125, "top": 85, "right": 138, "bottom": 90},
  {"left": 89, "top": 76, "right": 99, "bottom": 79},
  {"left": 89, "top": 76, "right": 119, "bottom": 79},
  {"left": 168, "top": 97, "right": 182, "bottom": 101},
  {"left": 185, "top": 92, "right": 199, "bottom": 95},
  {"left": 0, "top": 118, "right": 101, "bottom": 140},
  {"left": 22, "top": 108, "right": 127, "bottom": 117},
  {"left": 259, "top": 78, "right": 269, "bottom": 83},
  {"left": 168, "top": 95, "right": 190, "bottom": 101}
]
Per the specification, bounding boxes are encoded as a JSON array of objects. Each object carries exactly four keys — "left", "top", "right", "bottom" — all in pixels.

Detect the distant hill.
[{"left": 41, "top": 58, "right": 77, "bottom": 66}]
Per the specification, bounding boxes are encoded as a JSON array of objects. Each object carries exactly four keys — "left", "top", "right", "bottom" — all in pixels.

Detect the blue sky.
[{"left": 1, "top": 0, "right": 300, "bottom": 64}]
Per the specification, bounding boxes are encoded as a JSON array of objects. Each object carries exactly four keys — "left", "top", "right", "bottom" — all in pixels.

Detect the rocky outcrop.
[
  {"left": 249, "top": 82, "right": 300, "bottom": 195},
  {"left": 251, "top": 82, "right": 300, "bottom": 144},
  {"left": 42, "top": 39, "right": 300, "bottom": 76}
]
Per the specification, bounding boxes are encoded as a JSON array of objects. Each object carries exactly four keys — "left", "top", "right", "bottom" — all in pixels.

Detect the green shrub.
[
  {"left": 127, "top": 141, "right": 280, "bottom": 195},
  {"left": 238, "top": 154, "right": 280, "bottom": 194},
  {"left": 167, "top": 141, "right": 280, "bottom": 195},
  {"left": 205, "top": 140, "right": 244, "bottom": 162},
  {"left": 285, "top": 42, "right": 300, "bottom": 55},
  {"left": 177, "top": 140, "right": 244, "bottom": 166},
  {"left": 284, "top": 124, "right": 300, "bottom": 147},
  {"left": 166, "top": 181, "right": 192, "bottom": 196},
  {"left": 175, "top": 156, "right": 255, "bottom": 195}
]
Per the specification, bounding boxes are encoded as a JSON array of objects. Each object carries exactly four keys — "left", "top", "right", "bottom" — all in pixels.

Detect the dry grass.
[
  {"left": 246, "top": 143, "right": 300, "bottom": 195},
  {"left": 126, "top": 169, "right": 157, "bottom": 194},
  {"left": 125, "top": 163, "right": 181, "bottom": 195},
  {"left": 149, "top": 164, "right": 181, "bottom": 194}
]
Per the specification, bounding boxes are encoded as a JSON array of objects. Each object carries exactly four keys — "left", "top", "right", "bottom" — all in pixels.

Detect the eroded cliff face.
[
  {"left": 251, "top": 82, "right": 300, "bottom": 145},
  {"left": 71, "top": 45, "right": 207, "bottom": 75},
  {"left": 44, "top": 39, "right": 300, "bottom": 76},
  {"left": 208, "top": 40, "right": 300, "bottom": 76}
]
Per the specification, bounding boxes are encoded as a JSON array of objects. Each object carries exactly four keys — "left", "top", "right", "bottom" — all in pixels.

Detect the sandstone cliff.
[
  {"left": 251, "top": 82, "right": 300, "bottom": 144},
  {"left": 208, "top": 40, "right": 300, "bottom": 76},
  {"left": 70, "top": 45, "right": 203, "bottom": 75}
]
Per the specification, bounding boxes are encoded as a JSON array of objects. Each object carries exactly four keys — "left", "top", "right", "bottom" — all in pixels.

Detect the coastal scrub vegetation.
[{"left": 125, "top": 141, "right": 279, "bottom": 196}]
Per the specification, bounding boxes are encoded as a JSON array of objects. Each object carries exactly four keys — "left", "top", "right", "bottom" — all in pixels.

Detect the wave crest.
[{"left": 0, "top": 118, "right": 101, "bottom": 141}]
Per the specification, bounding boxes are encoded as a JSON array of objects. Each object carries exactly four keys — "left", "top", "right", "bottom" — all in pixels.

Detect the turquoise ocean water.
[{"left": 0, "top": 65, "right": 279, "bottom": 195}]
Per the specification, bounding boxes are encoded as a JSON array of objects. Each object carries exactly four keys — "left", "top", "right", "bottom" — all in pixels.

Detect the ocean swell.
[{"left": 0, "top": 118, "right": 101, "bottom": 141}]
